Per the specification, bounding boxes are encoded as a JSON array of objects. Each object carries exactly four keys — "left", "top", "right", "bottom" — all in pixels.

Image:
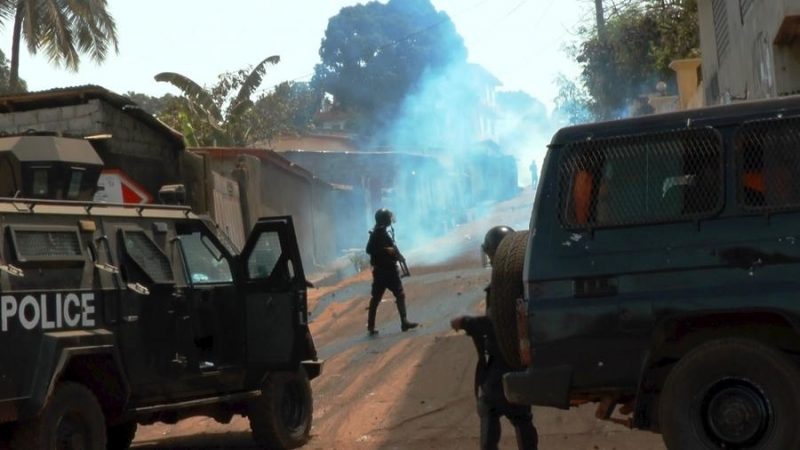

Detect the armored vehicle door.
[
  {"left": 175, "top": 222, "right": 244, "bottom": 380},
  {"left": 106, "top": 221, "right": 185, "bottom": 400},
  {"left": 240, "top": 217, "right": 307, "bottom": 367}
]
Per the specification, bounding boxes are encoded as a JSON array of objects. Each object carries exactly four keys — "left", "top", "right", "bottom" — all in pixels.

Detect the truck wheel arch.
[
  {"left": 25, "top": 344, "right": 130, "bottom": 423},
  {"left": 634, "top": 310, "right": 799, "bottom": 431}
]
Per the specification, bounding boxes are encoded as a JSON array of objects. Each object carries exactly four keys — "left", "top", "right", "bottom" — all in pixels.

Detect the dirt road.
[{"left": 132, "top": 191, "right": 666, "bottom": 449}]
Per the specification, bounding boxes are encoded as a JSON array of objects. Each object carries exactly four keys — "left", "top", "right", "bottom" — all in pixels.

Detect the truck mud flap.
[{"left": 503, "top": 365, "right": 572, "bottom": 409}]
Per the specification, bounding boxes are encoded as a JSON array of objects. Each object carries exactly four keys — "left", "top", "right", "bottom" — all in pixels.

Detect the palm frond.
[
  {"left": 20, "top": 0, "right": 38, "bottom": 54},
  {"left": 228, "top": 55, "right": 280, "bottom": 118},
  {"left": 155, "top": 72, "right": 223, "bottom": 122},
  {"left": 39, "top": 0, "right": 79, "bottom": 70}
]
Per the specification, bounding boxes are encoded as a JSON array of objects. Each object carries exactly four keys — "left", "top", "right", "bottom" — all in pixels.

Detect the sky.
[{"left": 0, "top": 0, "right": 592, "bottom": 113}]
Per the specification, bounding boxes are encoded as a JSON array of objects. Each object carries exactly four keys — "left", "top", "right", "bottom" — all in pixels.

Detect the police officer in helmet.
[
  {"left": 451, "top": 225, "right": 539, "bottom": 450},
  {"left": 365, "top": 208, "right": 418, "bottom": 335}
]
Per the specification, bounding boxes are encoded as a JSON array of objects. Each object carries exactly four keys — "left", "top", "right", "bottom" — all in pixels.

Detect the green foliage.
[
  {"left": 252, "top": 82, "right": 322, "bottom": 141},
  {"left": 574, "top": 0, "right": 698, "bottom": 121},
  {"left": 552, "top": 74, "right": 594, "bottom": 126},
  {"left": 155, "top": 56, "right": 283, "bottom": 147},
  {"left": 313, "top": 0, "right": 467, "bottom": 135},
  {"left": 5, "top": 0, "right": 119, "bottom": 90},
  {"left": 123, "top": 92, "right": 178, "bottom": 116},
  {"left": 0, "top": 48, "right": 25, "bottom": 94}
]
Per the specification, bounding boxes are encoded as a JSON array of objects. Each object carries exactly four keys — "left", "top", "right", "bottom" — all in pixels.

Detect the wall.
[
  {"left": 0, "top": 98, "right": 182, "bottom": 198},
  {"left": 698, "top": 0, "right": 800, "bottom": 104},
  {"left": 193, "top": 149, "right": 338, "bottom": 271}
]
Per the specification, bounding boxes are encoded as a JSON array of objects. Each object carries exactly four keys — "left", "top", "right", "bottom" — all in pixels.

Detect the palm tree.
[
  {"left": 5, "top": 0, "right": 119, "bottom": 91},
  {"left": 155, "top": 55, "right": 280, "bottom": 146}
]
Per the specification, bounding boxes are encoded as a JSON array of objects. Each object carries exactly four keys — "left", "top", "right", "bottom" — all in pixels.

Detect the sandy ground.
[{"left": 132, "top": 189, "right": 667, "bottom": 450}]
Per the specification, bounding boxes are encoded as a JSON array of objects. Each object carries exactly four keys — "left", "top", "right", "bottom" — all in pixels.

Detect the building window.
[{"left": 712, "top": 0, "right": 730, "bottom": 64}]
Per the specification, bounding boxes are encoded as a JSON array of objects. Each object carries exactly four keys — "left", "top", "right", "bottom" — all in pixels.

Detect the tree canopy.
[
  {"left": 573, "top": 0, "right": 699, "bottom": 121},
  {"left": 313, "top": 0, "right": 467, "bottom": 135},
  {"left": 3, "top": 0, "right": 119, "bottom": 91}
]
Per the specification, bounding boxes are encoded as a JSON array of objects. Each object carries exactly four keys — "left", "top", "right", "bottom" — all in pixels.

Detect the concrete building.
[
  {"left": 189, "top": 147, "right": 339, "bottom": 270},
  {"left": 0, "top": 86, "right": 185, "bottom": 198},
  {"left": 697, "top": 0, "right": 800, "bottom": 104}
]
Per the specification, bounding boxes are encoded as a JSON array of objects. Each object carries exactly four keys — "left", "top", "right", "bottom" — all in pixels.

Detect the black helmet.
[
  {"left": 375, "top": 208, "right": 394, "bottom": 226},
  {"left": 482, "top": 225, "right": 515, "bottom": 260}
]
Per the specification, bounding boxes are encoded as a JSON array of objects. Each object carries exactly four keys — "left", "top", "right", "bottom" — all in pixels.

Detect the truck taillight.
[{"left": 516, "top": 297, "right": 532, "bottom": 366}]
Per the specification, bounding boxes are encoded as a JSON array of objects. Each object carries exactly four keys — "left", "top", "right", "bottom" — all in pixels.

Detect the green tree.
[
  {"left": 4, "top": 0, "right": 119, "bottom": 91},
  {"left": 155, "top": 56, "right": 280, "bottom": 147},
  {"left": 575, "top": 0, "right": 698, "bottom": 120},
  {"left": 123, "top": 92, "right": 179, "bottom": 116},
  {"left": 313, "top": 0, "right": 467, "bottom": 135},
  {"left": 252, "top": 81, "right": 321, "bottom": 141},
  {"left": 552, "top": 74, "right": 594, "bottom": 125}
]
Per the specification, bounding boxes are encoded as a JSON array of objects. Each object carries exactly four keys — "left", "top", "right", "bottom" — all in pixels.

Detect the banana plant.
[{"left": 155, "top": 55, "right": 280, "bottom": 146}]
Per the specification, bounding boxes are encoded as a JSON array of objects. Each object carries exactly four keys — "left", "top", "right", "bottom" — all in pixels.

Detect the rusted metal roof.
[{"left": 0, "top": 85, "right": 184, "bottom": 148}]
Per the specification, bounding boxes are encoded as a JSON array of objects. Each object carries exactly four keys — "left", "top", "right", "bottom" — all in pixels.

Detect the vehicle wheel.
[
  {"left": 106, "top": 421, "right": 137, "bottom": 449},
  {"left": 249, "top": 368, "right": 313, "bottom": 449},
  {"left": 659, "top": 339, "right": 800, "bottom": 450},
  {"left": 11, "top": 381, "right": 106, "bottom": 450},
  {"left": 488, "top": 230, "right": 529, "bottom": 369}
]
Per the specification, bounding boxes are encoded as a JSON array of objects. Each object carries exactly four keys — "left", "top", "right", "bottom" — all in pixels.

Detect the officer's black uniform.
[
  {"left": 365, "top": 223, "right": 416, "bottom": 333},
  {"left": 461, "top": 313, "right": 538, "bottom": 450}
]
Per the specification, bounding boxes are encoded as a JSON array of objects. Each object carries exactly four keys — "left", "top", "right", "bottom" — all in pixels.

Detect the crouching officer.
[
  {"left": 366, "top": 208, "right": 418, "bottom": 335},
  {"left": 451, "top": 225, "right": 538, "bottom": 450}
]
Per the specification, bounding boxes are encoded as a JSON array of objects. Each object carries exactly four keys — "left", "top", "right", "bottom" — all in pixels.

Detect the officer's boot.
[
  {"left": 396, "top": 295, "right": 418, "bottom": 331},
  {"left": 367, "top": 296, "right": 380, "bottom": 336}
]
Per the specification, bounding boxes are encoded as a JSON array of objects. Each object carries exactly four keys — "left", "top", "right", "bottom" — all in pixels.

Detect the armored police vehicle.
[
  {"left": 0, "top": 134, "right": 321, "bottom": 449},
  {"left": 491, "top": 96, "right": 800, "bottom": 449}
]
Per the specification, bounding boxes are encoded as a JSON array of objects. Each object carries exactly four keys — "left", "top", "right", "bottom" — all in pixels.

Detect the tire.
[
  {"left": 659, "top": 339, "right": 800, "bottom": 450},
  {"left": 488, "top": 230, "right": 529, "bottom": 369},
  {"left": 106, "top": 421, "right": 137, "bottom": 449},
  {"left": 249, "top": 368, "right": 313, "bottom": 449},
  {"left": 11, "top": 381, "right": 107, "bottom": 450}
]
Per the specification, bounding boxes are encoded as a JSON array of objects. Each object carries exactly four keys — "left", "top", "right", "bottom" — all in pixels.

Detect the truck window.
[
  {"left": 736, "top": 117, "right": 800, "bottom": 210},
  {"left": 247, "top": 231, "right": 283, "bottom": 280},
  {"left": 179, "top": 231, "right": 233, "bottom": 284},
  {"left": 121, "top": 230, "right": 173, "bottom": 284},
  {"left": 560, "top": 128, "right": 722, "bottom": 228},
  {"left": 11, "top": 228, "right": 83, "bottom": 262}
]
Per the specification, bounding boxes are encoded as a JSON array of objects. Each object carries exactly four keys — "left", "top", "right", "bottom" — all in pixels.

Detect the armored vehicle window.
[
  {"left": 10, "top": 227, "right": 83, "bottom": 262},
  {"left": 121, "top": 230, "right": 173, "bottom": 284},
  {"left": 66, "top": 168, "right": 84, "bottom": 200},
  {"left": 31, "top": 167, "right": 49, "bottom": 197},
  {"left": 560, "top": 128, "right": 722, "bottom": 228},
  {"left": 736, "top": 117, "right": 800, "bottom": 211},
  {"left": 179, "top": 231, "right": 233, "bottom": 284},
  {"left": 247, "top": 232, "right": 282, "bottom": 280}
]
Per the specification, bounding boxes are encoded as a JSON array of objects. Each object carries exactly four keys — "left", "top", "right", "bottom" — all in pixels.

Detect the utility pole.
[{"left": 595, "top": 0, "right": 606, "bottom": 40}]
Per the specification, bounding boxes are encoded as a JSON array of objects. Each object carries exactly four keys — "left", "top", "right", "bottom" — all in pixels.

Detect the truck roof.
[
  {"left": 550, "top": 95, "right": 800, "bottom": 148},
  {"left": 0, "top": 197, "right": 197, "bottom": 220}
]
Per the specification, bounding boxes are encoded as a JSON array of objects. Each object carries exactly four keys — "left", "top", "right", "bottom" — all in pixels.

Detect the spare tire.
[{"left": 488, "top": 230, "right": 529, "bottom": 369}]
